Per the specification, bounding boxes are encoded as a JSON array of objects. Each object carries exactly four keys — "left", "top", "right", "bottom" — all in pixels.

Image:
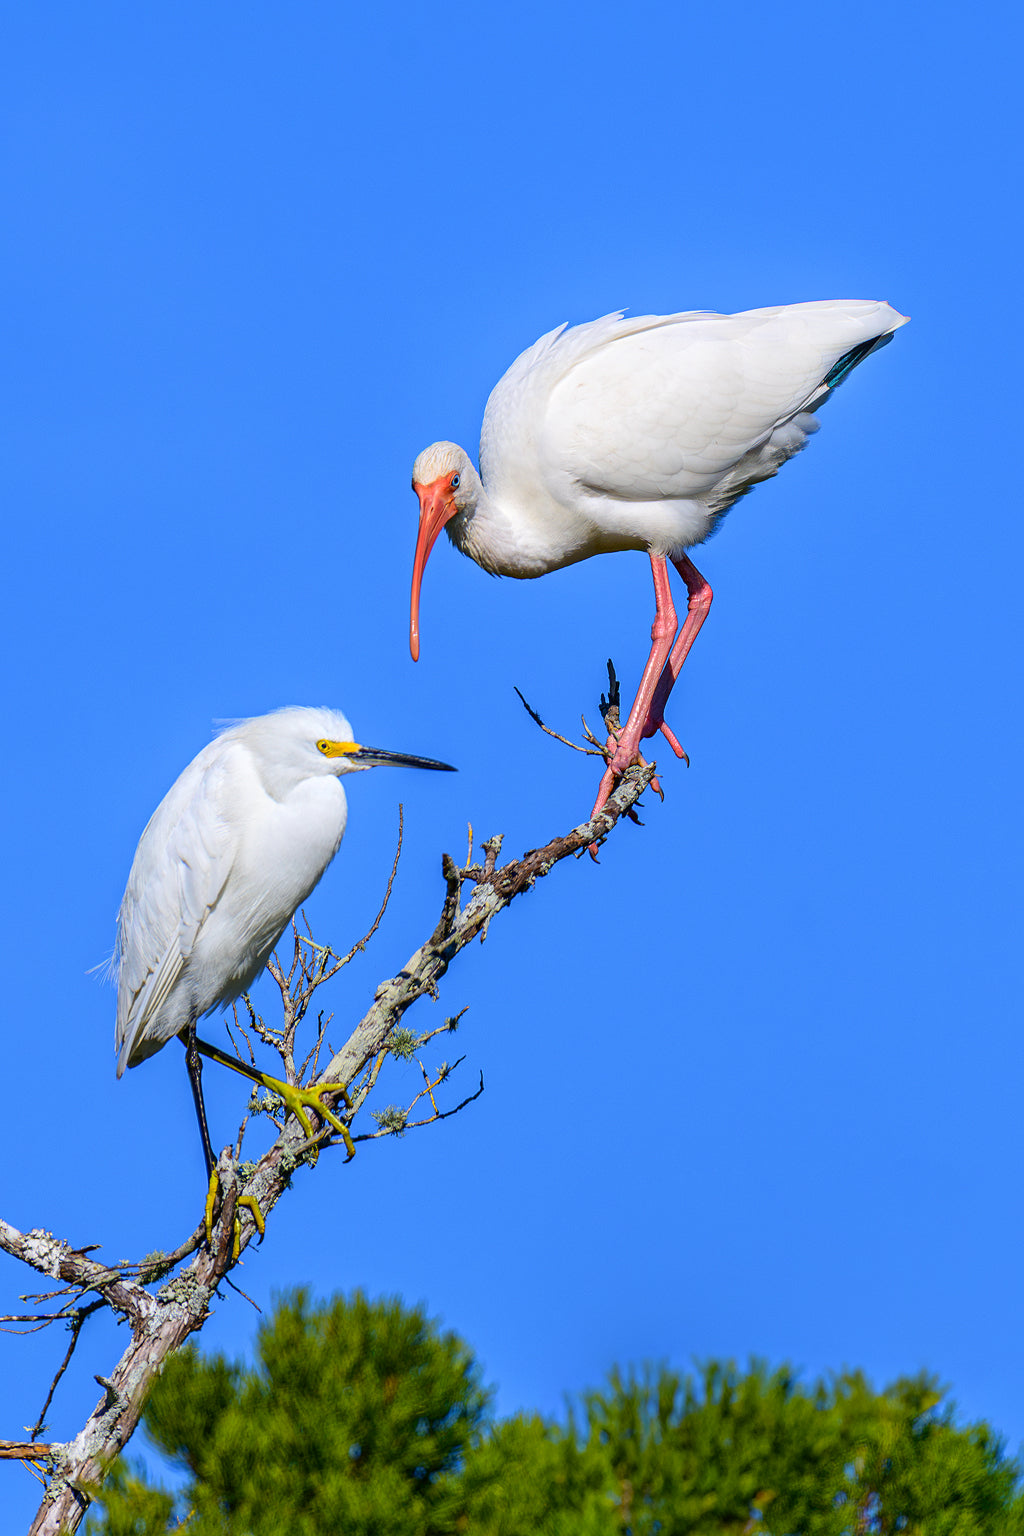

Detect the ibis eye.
[{"left": 450, "top": 473, "right": 460, "bottom": 489}]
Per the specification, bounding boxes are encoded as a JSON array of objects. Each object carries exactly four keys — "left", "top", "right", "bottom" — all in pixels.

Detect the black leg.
[{"left": 181, "top": 1018, "right": 217, "bottom": 1177}]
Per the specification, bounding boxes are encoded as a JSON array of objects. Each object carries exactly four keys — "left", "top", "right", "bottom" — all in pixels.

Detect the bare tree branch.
[
  {"left": 1, "top": 757, "right": 655, "bottom": 1534},
  {"left": 29, "top": 1301, "right": 105, "bottom": 1441},
  {"left": 0, "top": 1442, "right": 53, "bottom": 1463}
]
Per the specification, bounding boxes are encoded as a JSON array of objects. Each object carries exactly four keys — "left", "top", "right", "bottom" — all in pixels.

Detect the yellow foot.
[
  {"left": 232, "top": 1195, "right": 265, "bottom": 1260},
  {"left": 273, "top": 1077, "right": 356, "bottom": 1160},
  {"left": 204, "top": 1168, "right": 219, "bottom": 1246},
  {"left": 205, "top": 1169, "right": 267, "bottom": 1258}
]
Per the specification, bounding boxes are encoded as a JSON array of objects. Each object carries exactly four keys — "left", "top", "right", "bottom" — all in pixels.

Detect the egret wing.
[{"left": 115, "top": 745, "right": 240, "bottom": 1073}]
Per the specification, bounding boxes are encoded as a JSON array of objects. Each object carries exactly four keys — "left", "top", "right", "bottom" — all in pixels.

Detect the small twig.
[
  {"left": 223, "top": 1274, "right": 262, "bottom": 1312},
  {"left": 415, "top": 1008, "right": 469, "bottom": 1048},
  {"left": 253, "top": 807, "right": 406, "bottom": 1099},
  {"left": 351, "top": 803, "right": 404, "bottom": 956},
  {"left": 600, "top": 658, "right": 622, "bottom": 732},
  {"left": 581, "top": 713, "right": 606, "bottom": 752},
  {"left": 582, "top": 659, "right": 624, "bottom": 756},
  {"left": 514, "top": 687, "right": 604, "bottom": 756},
  {"left": 30, "top": 1299, "right": 104, "bottom": 1439},
  {"left": 349, "top": 1048, "right": 389, "bottom": 1111},
  {"left": 287, "top": 923, "right": 303, "bottom": 988},
  {"left": 418, "top": 1059, "right": 442, "bottom": 1117},
  {"left": 357, "top": 1069, "right": 485, "bottom": 1143},
  {"left": 240, "top": 992, "right": 280, "bottom": 1052},
  {"left": 296, "top": 805, "right": 405, "bottom": 1008},
  {"left": 0, "top": 1440, "right": 55, "bottom": 1462},
  {"left": 225, "top": 1001, "right": 259, "bottom": 1069},
  {"left": 0, "top": 1311, "right": 78, "bottom": 1331},
  {"left": 387, "top": 1055, "right": 465, "bottom": 1128},
  {"left": 299, "top": 1009, "right": 334, "bottom": 1081},
  {"left": 121, "top": 1225, "right": 205, "bottom": 1277}
]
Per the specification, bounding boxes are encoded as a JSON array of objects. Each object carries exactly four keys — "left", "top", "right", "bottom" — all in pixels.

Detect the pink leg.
[
  {"left": 589, "top": 554, "right": 678, "bottom": 822},
  {"left": 588, "top": 554, "right": 713, "bottom": 844},
  {"left": 643, "top": 554, "right": 713, "bottom": 748}
]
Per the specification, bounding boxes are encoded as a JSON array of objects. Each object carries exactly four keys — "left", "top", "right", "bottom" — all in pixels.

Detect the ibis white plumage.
[
  {"left": 115, "top": 706, "right": 455, "bottom": 1174},
  {"left": 410, "top": 299, "right": 908, "bottom": 817}
]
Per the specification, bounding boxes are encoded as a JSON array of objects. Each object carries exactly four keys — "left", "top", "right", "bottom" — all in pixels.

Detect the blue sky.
[{"left": 1, "top": 1, "right": 1021, "bottom": 1523}]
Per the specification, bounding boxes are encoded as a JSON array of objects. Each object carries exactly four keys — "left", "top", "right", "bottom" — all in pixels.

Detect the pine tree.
[
  {"left": 87, "top": 1294, "right": 1024, "bottom": 1536},
  {"left": 88, "top": 1289, "right": 487, "bottom": 1536}
]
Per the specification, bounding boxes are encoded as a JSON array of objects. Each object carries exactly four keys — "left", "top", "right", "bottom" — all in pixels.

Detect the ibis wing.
[
  {"left": 538, "top": 301, "right": 906, "bottom": 503},
  {"left": 479, "top": 311, "right": 709, "bottom": 505},
  {"left": 114, "top": 746, "right": 240, "bottom": 1073}
]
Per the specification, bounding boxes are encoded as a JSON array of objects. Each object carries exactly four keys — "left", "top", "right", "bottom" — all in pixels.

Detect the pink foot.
[
  {"left": 587, "top": 765, "right": 616, "bottom": 858},
  {"left": 657, "top": 719, "right": 689, "bottom": 765},
  {"left": 587, "top": 748, "right": 661, "bottom": 860}
]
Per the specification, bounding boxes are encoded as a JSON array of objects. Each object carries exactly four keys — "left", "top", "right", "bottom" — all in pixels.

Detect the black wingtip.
[{"left": 824, "top": 331, "right": 895, "bottom": 391}]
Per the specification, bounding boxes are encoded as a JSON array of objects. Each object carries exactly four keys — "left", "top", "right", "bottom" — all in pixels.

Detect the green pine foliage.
[
  {"left": 547, "top": 1362, "right": 1024, "bottom": 1535},
  {"left": 85, "top": 1292, "right": 1024, "bottom": 1536},
  {"left": 88, "top": 1289, "right": 487, "bottom": 1536}
]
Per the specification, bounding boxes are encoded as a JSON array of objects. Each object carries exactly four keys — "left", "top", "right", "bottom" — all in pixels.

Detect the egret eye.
[
  {"left": 450, "top": 473, "right": 460, "bottom": 489},
  {"left": 316, "top": 740, "right": 331, "bottom": 754}
]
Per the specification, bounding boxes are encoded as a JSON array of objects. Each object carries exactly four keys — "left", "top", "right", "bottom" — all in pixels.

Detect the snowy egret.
[
  {"left": 115, "top": 706, "right": 455, "bottom": 1182},
  {"left": 410, "top": 299, "right": 908, "bottom": 817}
]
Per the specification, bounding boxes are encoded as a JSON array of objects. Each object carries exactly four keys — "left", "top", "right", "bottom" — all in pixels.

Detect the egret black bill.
[{"left": 350, "top": 746, "right": 457, "bottom": 772}]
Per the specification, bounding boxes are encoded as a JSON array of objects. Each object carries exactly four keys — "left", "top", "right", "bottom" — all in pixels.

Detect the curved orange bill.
[{"left": 410, "top": 478, "right": 457, "bottom": 661}]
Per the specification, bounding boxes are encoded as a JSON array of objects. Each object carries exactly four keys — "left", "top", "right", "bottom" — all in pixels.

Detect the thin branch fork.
[
  {"left": 514, "top": 686, "right": 604, "bottom": 756},
  {"left": 313, "top": 760, "right": 656, "bottom": 1103}
]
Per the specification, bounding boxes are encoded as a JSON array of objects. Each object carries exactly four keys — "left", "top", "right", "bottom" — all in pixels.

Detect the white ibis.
[
  {"left": 115, "top": 707, "right": 455, "bottom": 1185},
  {"left": 410, "top": 300, "right": 908, "bottom": 817}
]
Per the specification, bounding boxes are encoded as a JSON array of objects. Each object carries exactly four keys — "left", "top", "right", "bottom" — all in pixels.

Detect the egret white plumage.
[
  {"left": 410, "top": 299, "right": 908, "bottom": 819},
  {"left": 115, "top": 706, "right": 455, "bottom": 1181}
]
